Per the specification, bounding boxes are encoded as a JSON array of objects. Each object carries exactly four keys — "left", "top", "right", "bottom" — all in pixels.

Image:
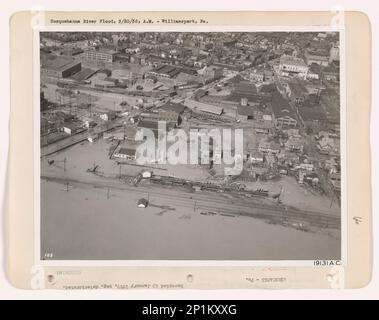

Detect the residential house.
[
  {"left": 258, "top": 141, "right": 281, "bottom": 154},
  {"left": 285, "top": 138, "right": 304, "bottom": 153}
]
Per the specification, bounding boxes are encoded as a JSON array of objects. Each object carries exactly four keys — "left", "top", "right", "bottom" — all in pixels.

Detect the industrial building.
[
  {"left": 138, "top": 119, "right": 169, "bottom": 139},
  {"left": 84, "top": 48, "right": 116, "bottom": 63},
  {"left": 41, "top": 55, "right": 81, "bottom": 78},
  {"left": 271, "top": 90, "right": 298, "bottom": 128},
  {"left": 195, "top": 102, "right": 224, "bottom": 115},
  {"left": 146, "top": 65, "right": 182, "bottom": 79}
]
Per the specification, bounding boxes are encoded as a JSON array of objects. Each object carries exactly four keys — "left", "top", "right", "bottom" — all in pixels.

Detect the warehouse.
[
  {"left": 41, "top": 55, "right": 81, "bottom": 78},
  {"left": 271, "top": 90, "right": 298, "bottom": 128},
  {"left": 146, "top": 65, "right": 182, "bottom": 79},
  {"left": 84, "top": 48, "right": 116, "bottom": 63},
  {"left": 193, "top": 101, "right": 224, "bottom": 115},
  {"left": 138, "top": 119, "right": 169, "bottom": 139}
]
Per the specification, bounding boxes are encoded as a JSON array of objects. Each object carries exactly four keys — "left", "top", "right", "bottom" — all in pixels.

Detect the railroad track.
[{"left": 41, "top": 174, "right": 341, "bottom": 230}]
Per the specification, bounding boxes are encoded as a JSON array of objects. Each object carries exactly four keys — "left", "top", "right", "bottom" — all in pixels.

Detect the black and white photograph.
[{"left": 39, "top": 31, "right": 342, "bottom": 262}]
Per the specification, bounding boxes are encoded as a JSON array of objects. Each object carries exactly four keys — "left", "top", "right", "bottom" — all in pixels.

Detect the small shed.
[
  {"left": 137, "top": 198, "right": 149, "bottom": 208},
  {"left": 142, "top": 171, "right": 152, "bottom": 178}
]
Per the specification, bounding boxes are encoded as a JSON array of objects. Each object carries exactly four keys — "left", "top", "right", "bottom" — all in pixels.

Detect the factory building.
[
  {"left": 271, "top": 90, "right": 298, "bottom": 128},
  {"left": 84, "top": 48, "right": 116, "bottom": 63},
  {"left": 41, "top": 56, "right": 81, "bottom": 78}
]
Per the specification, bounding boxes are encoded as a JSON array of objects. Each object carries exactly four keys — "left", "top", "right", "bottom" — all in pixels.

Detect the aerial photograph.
[{"left": 39, "top": 31, "right": 341, "bottom": 261}]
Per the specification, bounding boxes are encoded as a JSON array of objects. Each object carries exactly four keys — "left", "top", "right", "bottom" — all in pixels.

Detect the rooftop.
[
  {"left": 237, "top": 105, "right": 256, "bottom": 117},
  {"left": 279, "top": 55, "right": 307, "bottom": 68},
  {"left": 298, "top": 105, "right": 326, "bottom": 121},
  {"left": 161, "top": 102, "right": 186, "bottom": 114},
  {"left": 118, "top": 148, "right": 136, "bottom": 157},
  {"left": 288, "top": 81, "right": 308, "bottom": 97},
  {"left": 41, "top": 55, "right": 80, "bottom": 71},
  {"left": 194, "top": 102, "right": 223, "bottom": 115},
  {"left": 271, "top": 90, "right": 297, "bottom": 119}
]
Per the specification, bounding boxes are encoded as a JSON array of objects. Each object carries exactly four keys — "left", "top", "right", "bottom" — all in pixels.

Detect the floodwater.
[{"left": 41, "top": 180, "right": 340, "bottom": 261}]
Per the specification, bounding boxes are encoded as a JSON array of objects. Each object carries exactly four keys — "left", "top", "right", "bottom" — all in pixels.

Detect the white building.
[
  {"left": 278, "top": 55, "right": 308, "bottom": 80},
  {"left": 329, "top": 45, "right": 340, "bottom": 63}
]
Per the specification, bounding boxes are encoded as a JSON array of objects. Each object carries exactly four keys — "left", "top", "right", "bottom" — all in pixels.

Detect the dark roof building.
[
  {"left": 160, "top": 102, "right": 186, "bottom": 114},
  {"left": 147, "top": 65, "right": 182, "bottom": 78},
  {"left": 298, "top": 105, "right": 327, "bottom": 124},
  {"left": 237, "top": 105, "right": 256, "bottom": 120},
  {"left": 271, "top": 90, "right": 297, "bottom": 128},
  {"left": 138, "top": 119, "right": 169, "bottom": 139},
  {"left": 41, "top": 55, "right": 81, "bottom": 78}
]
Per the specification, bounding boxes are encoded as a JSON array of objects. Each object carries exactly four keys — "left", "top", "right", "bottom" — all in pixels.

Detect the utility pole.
[
  {"left": 107, "top": 187, "right": 110, "bottom": 200},
  {"left": 63, "top": 157, "right": 67, "bottom": 172},
  {"left": 89, "top": 94, "right": 92, "bottom": 117},
  {"left": 330, "top": 189, "right": 335, "bottom": 208},
  {"left": 119, "top": 165, "right": 122, "bottom": 179},
  {"left": 65, "top": 182, "right": 69, "bottom": 192},
  {"left": 69, "top": 91, "right": 72, "bottom": 115}
]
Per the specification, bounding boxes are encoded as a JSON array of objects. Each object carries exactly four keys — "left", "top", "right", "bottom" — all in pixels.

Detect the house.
[
  {"left": 286, "top": 128, "right": 302, "bottom": 139},
  {"left": 258, "top": 141, "right": 281, "bottom": 154},
  {"left": 298, "top": 163, "right": 314, "bottom": 171},
  {"left": 100, "top": 111, "right": 117, "bottom": 121},
  {"left": 324, "top": 157, "right": 340, "bottom": 175},
  {"left": 254, "top": 121, "right": 273, "bottom": 134},
  {"left": 265, "top": 154, "right": 277, "bottom": 166},
  {"left": 304, "top": 50, "right": 329, "bottom": 67},
  {"left": 305, "top": 173, "right": 319, "bottom": 185},
  {"left": 330, "top": 172, "right": 341, "bottom": 182},
  {"left": 249, "top": 151, "right": 264, "bottom": 164},
  {"left": 264, "top": 69, "right": 274, "bottom": 82},
  {"left": 114, "top": 147, "right": 136, "bottom": 160},
  {"left": 285, "top": 138, "right": 304, "bottom": 153},
  {"left": 248, "top": 69, "right": 265, "bottom": 83},
  {"left": 63, "top": 126, "right": 73, "bottom": 135},
  {"left": 317, "top": 134, "right": 340, "bottom": 155}
]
